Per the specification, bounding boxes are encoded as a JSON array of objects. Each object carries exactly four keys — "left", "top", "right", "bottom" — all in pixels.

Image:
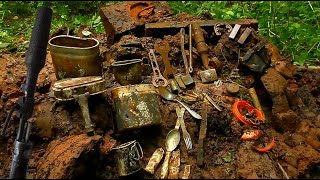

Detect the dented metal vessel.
[
  {"left": 49, "top": 35, "right": 102, "bottom": 80},
  {"left": 111, "top": 84, "right": 161, "bottom": 132}
]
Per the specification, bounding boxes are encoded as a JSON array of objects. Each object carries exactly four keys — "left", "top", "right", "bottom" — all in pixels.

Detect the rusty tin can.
[
  {"left": 111, "top": 84, "right": 162, "bottom": 132},
  {"left": 111, "top": 59, "right": 142, "bottom": 85},
  {"left": 49, "top": 35, "right": 102, "bottom": 80},
  {"left": 113, "top": 140, "right": 144, "bottom": 176}
]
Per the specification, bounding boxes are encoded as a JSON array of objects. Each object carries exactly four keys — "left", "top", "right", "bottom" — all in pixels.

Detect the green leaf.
[
  {"left": 93, "top": 16, "right": 100, "bottom": 25},
  {"left": 223, "top": 152, "right": 234, "bottom": 163},
  {"left": 82, "top": 30, "right": 91, "bottom": 36},
  {"left": 0, "top": 42, "right": 10, "bottom": 48},
  {"left": 226, "top": 10, "right": 234, "bottom": 16}
]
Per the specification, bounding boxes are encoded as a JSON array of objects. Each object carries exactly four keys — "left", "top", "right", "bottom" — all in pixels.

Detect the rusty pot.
[
  {"left": 49, "top": 35, "right": 102, "bottom": 80},
  {"left": 111, "top": 59, "right": 142, "bottom": 85},
  {"left": 111, "top": 84, "right": 162, "bottom": 132}
]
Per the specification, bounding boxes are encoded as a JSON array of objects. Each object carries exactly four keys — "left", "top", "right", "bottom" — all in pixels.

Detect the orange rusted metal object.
[
  {"left": 232, "top": 100, "right": 265, "bottom": 126},
  {"left": 254, "top": 137, "right": 276, "bottom": 153},
  {"left": 127, "top": 2, "right": 154, "bottom": 18},
  {"left": 241, "top": 130, "right": 262, "bottom": 141}
]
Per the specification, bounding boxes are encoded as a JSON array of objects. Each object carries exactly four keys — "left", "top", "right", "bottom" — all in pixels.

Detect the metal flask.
[
  {"left": 49, "top": 35, "right": 102, "bottom": 80},
  {"left": 113, "top": 140, "right": 144, "bottom": 176},
  {"left": 111, "top": 84, "right": 162, "bottom": 132},
  {"left": 111, "top": 59, "right": 142, "bottom": 85}
]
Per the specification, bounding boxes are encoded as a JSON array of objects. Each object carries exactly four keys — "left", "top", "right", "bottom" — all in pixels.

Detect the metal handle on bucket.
[{"left": 131, "top": 141, "right": 143, "bottom": 160}]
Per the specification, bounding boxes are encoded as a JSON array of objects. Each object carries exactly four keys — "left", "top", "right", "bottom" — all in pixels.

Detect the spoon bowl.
[
  {"left": 158, "top": 86, "right": 202, "bottom": 120},
  {"left": 158, "top": 86, "right": 175, "bottom": 101},
  {"left": 165, "top": 129, "right": 180, "bottom": 151}
]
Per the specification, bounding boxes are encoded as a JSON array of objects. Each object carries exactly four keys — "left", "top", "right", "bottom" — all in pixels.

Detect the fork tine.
[{"left": 186, "top": 137, "right": 192, "bottom": 149}]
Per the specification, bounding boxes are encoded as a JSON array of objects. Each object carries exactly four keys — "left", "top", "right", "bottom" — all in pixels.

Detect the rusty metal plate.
[
  {"left": 145, "top": 19, "right": 258, "bottom": 37},
  {"left": 111, "top": 84, "right": 162, "bottom": 132},
  {"left": 237, "top": 27, "right": 252, "bottom": 44},
  {"left": 229, "top": 24, "right": 241, "bottom": 39},
  {"left": 52, "top": 76, "right": 107, "bottom": 101}
]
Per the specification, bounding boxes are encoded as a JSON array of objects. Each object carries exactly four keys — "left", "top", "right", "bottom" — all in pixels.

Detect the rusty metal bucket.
[
  {"left": 48, "top": 35, "right": 102, "bottom": 80},
  {"left": 111, "top": 59, "right": 142, "bottom": 85},
  {"left": 111, "top": 84, "right": 162, "bottom": 132}
]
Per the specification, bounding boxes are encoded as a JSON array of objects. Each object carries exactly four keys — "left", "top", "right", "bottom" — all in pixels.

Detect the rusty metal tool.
[
  {"left": 214, "top": 23, "right": 232, "bottom": 36},
  {"left": 181, "top": 165, "right": 191, "bottom": 179},
  {"left": 148, "top": 49, "right": 168, "bottom": 87},
  {"left": 189, "top": 24, "right": 193, "bottom": 73},
  {"left": 237, "top": 27, "right": 252, "bottom": 44},
  {"left": 192, "top": 23, "right": 209, "bottom": 69},
  {"left": 241, "top": 40, "right": 267, "bottom": 62},
  {"left": 248, "top": 87, "right": 265, "bottom": 116},
  {"left": 181, "top": 28, "right": 189, "bottom": 74},
  {"left": 229, "top": 24, "right": 241, "bottom": 39},
  {"left": 180, "top": 28, "right": 194, "bottom": 87},
  {"left": 169, "top": 79, "right": 180, "bottom": 94},
  {"left": 174, "top": 74, "right": 186, "bottom": 89},
  {"left": 154, "top": 40, "right": 175, "bottom": 79},
  {"left": 197, "top": 99, "right": 208, "bottom": 166},
  {"left": 203, "top": 92, "right": 223, "bottom": 112},
  {"left": 199, "top": 69, "right": 218, "bottom": 83}
]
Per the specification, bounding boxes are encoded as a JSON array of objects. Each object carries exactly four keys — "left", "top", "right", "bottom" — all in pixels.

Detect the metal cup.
[
  {"left": 111, "top": 59, "right": 142, "bottom": 85},
  {"left": 48, "top": 35, "right": 102, "bottom": 80},
  {"left": 113, "top": 140, "right": 144, "bottom": 176}
]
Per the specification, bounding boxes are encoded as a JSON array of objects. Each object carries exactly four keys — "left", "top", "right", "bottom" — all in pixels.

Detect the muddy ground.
[{"left": 1, "top": 5, "right": 320, "bottom": 179}]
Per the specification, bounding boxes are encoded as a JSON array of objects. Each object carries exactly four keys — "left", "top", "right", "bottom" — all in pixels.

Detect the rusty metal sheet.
[
  {"left": 229, "top": 24, "right": 241, "bottom": 39},
  {"left": 99, "top": 1, "right": 173, "bottom": 45},
  {"left": 237, "top": 27, "right": 252, "bottom": 44},
  {"left": 145, "top": 19, "right": 258, "bottom": 37}
]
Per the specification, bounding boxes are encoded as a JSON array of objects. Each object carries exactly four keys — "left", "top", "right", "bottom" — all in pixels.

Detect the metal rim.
[
  {"left": 48, "top": 35, "right": 99, "bottom": 50},
  {"left": 111, "top": 59, "right": 142, "bottom": 67},
  {"left": 113, "top": 140, "right": 136, "bottom": 150}
]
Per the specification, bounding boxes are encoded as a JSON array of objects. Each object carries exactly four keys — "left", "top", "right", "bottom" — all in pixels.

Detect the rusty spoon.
[
  {"left": 160, "top": 116, "right": 181, "bottom": 179},
  {"left": 158, "top": 86, "right": 202, "bottom": 120}
]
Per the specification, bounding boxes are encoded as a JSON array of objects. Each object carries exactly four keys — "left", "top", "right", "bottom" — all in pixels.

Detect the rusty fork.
[{"left": 177, "top": 107, "right": 192, "bottom": 150}]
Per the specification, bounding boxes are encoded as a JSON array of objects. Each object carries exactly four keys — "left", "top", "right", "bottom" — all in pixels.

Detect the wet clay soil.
[{"left": 1, "top": 12, "right": 320, "bottom": 179}]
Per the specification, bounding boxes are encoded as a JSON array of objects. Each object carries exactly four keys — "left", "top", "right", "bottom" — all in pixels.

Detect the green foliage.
[{"left": 0, "top": 1, "right": 319, "bottom": 65}]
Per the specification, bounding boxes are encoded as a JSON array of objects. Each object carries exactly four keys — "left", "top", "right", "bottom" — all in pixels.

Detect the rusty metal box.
[{"left": 111, "top": 84, "right": 162, "bottom": 132}]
